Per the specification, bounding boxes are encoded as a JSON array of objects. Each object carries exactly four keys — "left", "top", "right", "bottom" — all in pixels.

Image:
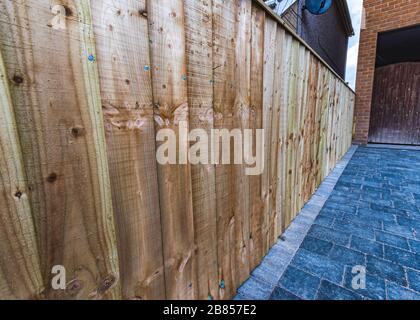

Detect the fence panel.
[{"left": 0, "top": 0, "right": 355, "bottom": 300}]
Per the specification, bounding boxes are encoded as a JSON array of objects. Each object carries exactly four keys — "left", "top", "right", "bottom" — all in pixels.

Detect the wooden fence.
[{"left": 0, "top": 0, "right": 355, "bottom": 300}]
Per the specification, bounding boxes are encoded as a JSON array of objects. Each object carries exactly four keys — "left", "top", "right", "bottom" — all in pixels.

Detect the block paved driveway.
[{"left": 238, "top": 146, "right": 420, "bottom": 300}]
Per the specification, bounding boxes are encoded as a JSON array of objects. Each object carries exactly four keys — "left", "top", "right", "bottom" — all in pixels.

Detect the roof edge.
[{"left": 336, "top": 0, "right": 355, "bottom": 37}]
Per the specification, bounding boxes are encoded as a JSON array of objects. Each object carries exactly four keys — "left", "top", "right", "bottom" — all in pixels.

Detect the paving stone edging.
[{"left": 235, "top": 145, "right": 359, "bottom": 300}]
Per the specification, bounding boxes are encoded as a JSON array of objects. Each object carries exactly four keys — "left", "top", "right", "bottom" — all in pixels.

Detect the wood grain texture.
[
  {"left": 184, "top": 0, "right": 219, "bottom": 300},
  {"left": 285, "top": 39, "right": 298, "bottom": 226},
  {"left": 0, "top": 0, "right": 120, "bottom": 299},
  {"left": 212, "top": 0, "right": 238, "bottom": 299},
  {"left": 233, "top": 0, "right": 252, "bottom": 287},
  {"left": 369, "top": 63, "right": 420, "bottom": 145},
  {"left": 276, "top": 32, "right": 293, "bottom": 237},
  {"left": 0, "top": 47, "right": 44, "bottom": 299},
  {"left": 268, "top": 26, "right": 284, "bottom": 245},
  {"left": 147, "top": 0, "right": 197, "bottom": 300},
  {"left": 261, "top": 17, "right": 277, "bottom": 252},
  {"left": 249, "top": 3, "right": 265, "bottom": 270},
  {"left": 0, "top": 0, "right": 356, "bottom": 300},
  {"left": 91, "top": 0, "right": 165, "bottom": 300}
]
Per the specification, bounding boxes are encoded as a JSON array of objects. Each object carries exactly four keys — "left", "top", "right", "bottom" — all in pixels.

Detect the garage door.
[{"left": 368, "top": 62, "right": 420, "bottom": 145}]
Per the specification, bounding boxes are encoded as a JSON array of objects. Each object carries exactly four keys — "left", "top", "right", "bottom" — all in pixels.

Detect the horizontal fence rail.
[{"left": 0, "top": 0, "right": 355, "bottom": 300}]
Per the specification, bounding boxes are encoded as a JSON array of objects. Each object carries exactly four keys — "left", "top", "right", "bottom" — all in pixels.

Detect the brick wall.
[{"left": 354, "top": 0, "right": 420, "bottom": 144}]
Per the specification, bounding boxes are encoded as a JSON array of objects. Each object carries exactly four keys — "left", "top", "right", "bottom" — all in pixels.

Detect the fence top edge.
[{"left": 253, "top": 0, "right": 356, "bottom": 95}]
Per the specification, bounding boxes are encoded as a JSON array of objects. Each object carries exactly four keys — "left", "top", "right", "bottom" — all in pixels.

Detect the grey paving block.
[
  {"left": 291, "top": 249, "right": 345, "bottom": 285},
  {"left": 387, "top": 282, "right": 420, "bottom": 300},
  {"left": 366, "top": 256, "right": 407, "bottom": 286},
  {"left": 278, "top": 266, "right": 321, "bottom": 300},
  {"left": 316, "top": 280, "right": 364, "bottom": 300},
  {"left": 234, "top": 146, "right": 420, "bottom": 300}
]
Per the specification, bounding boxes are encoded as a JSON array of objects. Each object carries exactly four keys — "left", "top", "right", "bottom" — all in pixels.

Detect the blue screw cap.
[{"left": 219, "top": 280, "right": 225, "bottom": 289}]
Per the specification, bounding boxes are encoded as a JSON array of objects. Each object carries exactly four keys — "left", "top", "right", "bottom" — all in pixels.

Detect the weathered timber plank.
[
  {"left": 0, "top": 46, "right": 44, "bottom": 299},
  {"left": 312, "top": 60, "right": 324, "bottom": 193},
  {"left": 261, "top": 16, "right": 277, "bottom": 252},
  {"left": 295, "top": 45, "right": 308, "bottom": 218},
  {"left": 233, "top": 0, "right": 252, "bottom": 287},
  {"left": 317, "top": 69, "right": 331, "bottom": 185},
  {"left": 184, "top": 0, "right": 219, "bottom": 300},
  {"left": 275, "top": 32, "right": 293, "bottom": 238},
  {"left": 147, "top": 0, "right": 197, "bottom": 300},
  {"left": 303, "top": 55, "right": 319, "bottom": 202},
  {"left": 268, "top": 26, "right": 285, "bottom": 245},
  {"left": 91, "top": 0, "right": 165, "bottom": 300},
  {"left": 0, "top": 0, "right": 121, "bottom": 299},
  {"left": 212, "top": 0, "right": 237, "bottom": 299},
  {"left": 249, "top": 3, "right": 265, "bottom": 270},
  {"left": 301, "top": 52, "right": 311, "bottom": 205}
]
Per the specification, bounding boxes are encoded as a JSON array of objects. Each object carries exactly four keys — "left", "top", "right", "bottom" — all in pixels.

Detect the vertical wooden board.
[
  {"left": 337, "top": 82, "right": 345, "bottom": 158},
  {"left": 325, "top": 73, "right": 335, "bottom": 175},
  {"left": 323, "top": 72, "right": 331, "bottom": 178},
  {"left": 347, "top": 89, "right": 353, "bottom": 151},
  {"left": 249, "top": 4, "right": 265, "bottom": 271},
  {"left": 335, "top": 81, "right": 342, "bottom": 158},
  {"left": 212, "top": 0, "right": 236, "bottom": 299},
  {"left": 323, "top": 71, "right": 332, "bottom": 181},
  {"left": 90, "top": 0, "right": 165, "bottom": 300},
  {"left": 347, "top": 93, "right": 353, "bottom": 148},
  {"left": 313, "top": 60, "right": 324, "bottom": 192},
  {"left": 296, "top": 48, "right": 310, "bottom": 213},
  {"left": 308, "top": 56, "right": 319, "bottom": 199},
  {"left": 316, "top": 68, "right": 329, "bottom": 186},
  {"left": 233, "top": 0, "right": 252, "bottom": 286},
  {"left": 291, "top": 42, "right": 304, "bottom": 220},
  {"left": 345, "top": 87, "right": 351, "bottom": 150},
  {"left": 342, "top": 87, "right": 347, "bottom": 153},
  {"left": 331, "top": 79, "right": 340, "bottom": 170},
  {"left": 329, "top": 75, "right": 337, "bottom": 172},
  {"left": 0, "top": 49, "right": 44, "bottom": 299},
  {"left": 347, "top": 90, "right": 354, "bottom": 149},
  {"left": 276, "top": 32, "right": 292, "bottom": 236},
  {"left": 301, "top": 55, "right": 314, "bottom": 200},
  {"left": 332, "top": 76, "right": 338, "bottom": 171},
  {"left": 184, "top": 0, "right": 219, "bottom": 300},
  {"left": 147, "top": 0, "right": 197, "bottom": 300},
  {"left": 290, "top": 41, "right": 300, "bottom": 221},
  {"left": 343, "top": 89, "right": 353, "bottom": 157},
  {"left": 336, "top": 82, "right": 345, "bottom": 157},
  {"left": 0, "top": 0, "right": 121, "bottom": 299},
  {"left": 261, "top": 17, "right": 277, "bottom": 252},
  {"left": 343, "top": 87, "right": 348, "bottom": 151},
  {"left": 341, "top": 86, "right": 348, "bottom": 153},
  {"left": 339, "top": 88, "right": 344, "bottom": 157},
  {"left": 345, "top": 87, "right": 350, "bottom": 152},
  {"left": 268, "top": 26, "right": 285, "bottom": 245},
  {"left": 285, "top": 38, "right": 298, "bottom": 226},
  {"left": 302, "top": 54, "right": 318, "bottom": 203},
  {"left": 311, "top": 61, "right": 323, "bottom": 192}
]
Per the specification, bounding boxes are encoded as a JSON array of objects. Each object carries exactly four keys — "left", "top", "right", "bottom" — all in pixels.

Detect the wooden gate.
[{"left": 369, "top": 62, "right": 420, "bottom": 145}]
